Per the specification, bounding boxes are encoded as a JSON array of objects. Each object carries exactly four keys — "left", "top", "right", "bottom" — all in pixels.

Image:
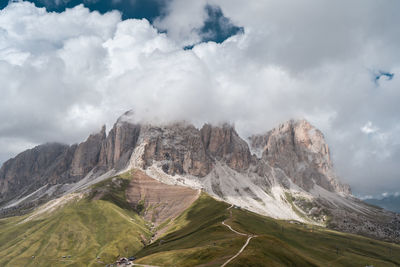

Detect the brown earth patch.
[{"left": 126, "top": 170, "right": 199, "bottom": 227}]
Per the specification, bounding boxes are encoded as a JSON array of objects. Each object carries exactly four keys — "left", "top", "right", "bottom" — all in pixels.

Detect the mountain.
[
  {"left": 365, "top": 195, "right": 400, "bottom": 213},
  {"left": 0, "top": 112, "right": 399, "bottom": 244},
  {"left": 0, "top": 170, "right": 399, "bottom": 266}
]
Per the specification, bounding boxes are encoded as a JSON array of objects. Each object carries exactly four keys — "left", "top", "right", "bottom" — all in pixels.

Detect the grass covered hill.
[
  {"left": 0, "top": 170, "right": 399, "bottom": 266},
  {"left": 136, "top": 194, "right": 400, "bottom": 267},
  {"left": 0, "top": 171, "right": 152, "bottom": 266}
]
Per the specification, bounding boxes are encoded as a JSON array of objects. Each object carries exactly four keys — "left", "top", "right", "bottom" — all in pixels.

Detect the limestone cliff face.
[
  {"left": 70, "top": 126, "right": 106, "bottom": 178},
  {"left": 249, "top": 120, "right": 351, "bottom": 194},
  {"left": 0, "top": 143, "right": 75, "bottom": 203},
  {"left": 134, "top": 122, "right": 252, "bottom": 177},
  {"left": 137, "top": 123, "right": 212, "bottom": 177},
  {"left": 200, "top": 123, "right": 252, "bottom": 172},
  {"left": 98, "top": 121, "right": 141, "bottom": 171}
]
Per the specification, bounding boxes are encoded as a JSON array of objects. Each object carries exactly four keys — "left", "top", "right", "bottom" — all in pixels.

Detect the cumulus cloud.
[
  {"left": 0, "top": 1, "right": 399, "bottom": 196},
  {"left": 153, "top": 0, "right": 207, "bottom": 46}
]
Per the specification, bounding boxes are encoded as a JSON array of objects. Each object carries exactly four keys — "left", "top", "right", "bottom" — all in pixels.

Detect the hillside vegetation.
[
  {"left": 136, "top": 194, "right": 400, "bottom": 267},
  {"left": 0, "top": 171, "right": 151, "bottom": 266},
  {"left": 0, "top": 170, "right": 399, "bottom": 266}
]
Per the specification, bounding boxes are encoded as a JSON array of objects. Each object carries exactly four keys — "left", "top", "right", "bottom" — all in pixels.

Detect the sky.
[{"left": 0, "top": 0, "right": 399, "bottom": 197}]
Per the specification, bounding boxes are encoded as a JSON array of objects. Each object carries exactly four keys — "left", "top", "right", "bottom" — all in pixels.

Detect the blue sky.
[
  {"left": 1, "top": 0, "right": 243, "bottom": 45},
  {"left": 4, "top": 0, "right": 170, "bottom": 21}
]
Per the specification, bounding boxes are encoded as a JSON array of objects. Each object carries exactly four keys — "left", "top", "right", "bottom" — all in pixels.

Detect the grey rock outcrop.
[
  {"left": 0, "top": 143, "right": 75, "bottom": 203},
  {"left": 0, "top": 119, "right": 143, "bottom": 205},
  {"left": 98, "top": 120, "right": 141, "bottom": 171},
  {"left": 200, "top": 123, "right": 252, "bottom": 172},
  {"left": 249, "top": 119, "right": 351, "bottom": 195},
  {"left": 138, "top": 122, "right": 212, "bottom": 177},
  {"left": 70, "top": 126, "right": 106, "bottom": 178},
  {"left": 135, "top": 122, "right": 253, "bottom": 177}
]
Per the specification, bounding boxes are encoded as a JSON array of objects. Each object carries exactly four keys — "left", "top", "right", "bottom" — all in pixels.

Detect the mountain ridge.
[
  {"left": 0, "top": 113, "right": 399, "bottom": 243},
  {"left": 365, "top": 195, "right": 400, "bottom": 213}
]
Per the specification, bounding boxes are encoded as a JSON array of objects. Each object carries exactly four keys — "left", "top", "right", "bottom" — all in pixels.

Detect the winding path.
[
  {"left": 220, "top": 205, "right": 257, "bottom": 267},
  {"left": 132, "top": 263, "right": 160, "bottom": 267}
]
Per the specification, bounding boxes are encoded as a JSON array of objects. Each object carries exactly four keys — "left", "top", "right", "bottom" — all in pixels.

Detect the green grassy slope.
[
  {"left": 227, "top": 208, "right": 400, "bottom": 266},
  {"left": 135, "top": 193, "right": 244, "bottom": 266},
  {"left": 0, "top": 172, "right": 152, "bottom": 267},
  {"left": 1, "top": 171, "right": 399, "bottom": 267},
  {"left": 136, "top": 194, "right": 400, "bottom": 267}
]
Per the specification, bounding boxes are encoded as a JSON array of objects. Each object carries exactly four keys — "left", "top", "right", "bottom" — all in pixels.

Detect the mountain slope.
[
  {"left": 135, "top": 193, "right": 400, "bottom": 267},
  {"left": 0, "top": 112, "right": 399, "bottom": 243},
  {"left": 0, "top": 116, "right": 140, "bottom": 208},
  {"left": 1, "top": 173, "right": 399, "bottom": 267},
  {"left": 125, "top": 170, "right": 200, "bottom": 226},
  {"left": 0, "top": 175, "right": 152, "bottom": 266}
]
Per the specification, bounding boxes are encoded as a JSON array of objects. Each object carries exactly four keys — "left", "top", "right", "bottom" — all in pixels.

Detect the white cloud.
[
  {"left": 153, "top": 0, "right": 207, "bottom": 46},
  {"left": 0, "top": 1, "right": 399, "bottom": 196},
  {"left": 361, "top": 121, "right": 379, "bottom": 134}
]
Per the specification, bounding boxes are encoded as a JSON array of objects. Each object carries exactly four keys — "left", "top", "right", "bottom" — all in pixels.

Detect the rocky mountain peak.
[
  {"left": 250, "top": 119, "right": 351, "bottom": 195},
  {"left": 100, "top": 125, "right": 106, "bottom": 138},
  {"left": 0, "top": 115, "right": 349, "bottom": 211},
  {"left": 3, "top": 114, "right": 400, "bottom": 244},
  {"left": 290, "top": 119, "right": 331, "bottom": 161}
]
